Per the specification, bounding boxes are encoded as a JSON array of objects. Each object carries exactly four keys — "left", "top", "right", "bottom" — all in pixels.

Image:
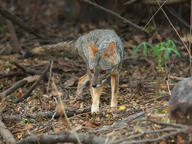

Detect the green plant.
[{"left": 133, "top": 40, "right": 180, "bottom": 70}]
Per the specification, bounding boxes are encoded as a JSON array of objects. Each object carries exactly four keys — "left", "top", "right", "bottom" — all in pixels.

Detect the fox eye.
[{"left": 100, "top": 69, "right": 106, "bottom": 74}]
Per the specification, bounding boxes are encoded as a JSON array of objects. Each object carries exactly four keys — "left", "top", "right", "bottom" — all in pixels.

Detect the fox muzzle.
[{"left": 92, "top": 67, "right": 99, "bottom": 88}]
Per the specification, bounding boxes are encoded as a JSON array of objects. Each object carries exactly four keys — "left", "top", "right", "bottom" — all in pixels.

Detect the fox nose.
[{"left": 92, "top": 84, "right": 97, "bottom": 88}]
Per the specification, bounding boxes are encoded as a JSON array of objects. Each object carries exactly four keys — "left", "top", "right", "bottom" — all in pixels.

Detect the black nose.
[{"left": 92, "top": 84, "right": 97, "bottom": 88}]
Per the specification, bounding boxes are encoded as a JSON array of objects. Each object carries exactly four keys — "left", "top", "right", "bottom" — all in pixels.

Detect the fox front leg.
[
  {"left": 90, "top": 85, "right": 103, "bottom": 114},
  {"left": 76, "top": 73, "right": 89, "bottom": 96},
  {"left": 111, "top": 73, "right": 119, "bottom": 108}
]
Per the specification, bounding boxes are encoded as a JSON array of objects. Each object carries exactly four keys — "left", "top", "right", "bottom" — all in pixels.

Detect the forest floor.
[{"left": 0, "top": 1, "right": 191, "bottom": 144}]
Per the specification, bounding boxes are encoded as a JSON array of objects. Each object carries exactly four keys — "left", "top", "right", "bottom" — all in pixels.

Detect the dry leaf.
[
  {"left": 64, "top": 77, "right": 77, "bottom": 88},
  {"left": 83, "top": 120, "right": 98, "bottom": 128},
  {"left": 119, "top": 105, "right": 126, "bottom": 111},
  {"left": 25, "top": 124, "right": 33, "bottom": 130}
]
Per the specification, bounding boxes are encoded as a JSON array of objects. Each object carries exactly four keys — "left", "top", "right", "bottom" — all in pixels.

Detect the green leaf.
[
  {"left": 143, "top": 43, "right": 148, "bottom": 56},
  {"left": 133, "top": 42, "right": 145, "bottom": 55},
  {"left": 164, "top": 48, "right": 171, "bottom": 60}
]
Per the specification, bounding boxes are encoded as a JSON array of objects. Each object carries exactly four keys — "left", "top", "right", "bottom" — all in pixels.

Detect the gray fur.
[{"left": 75, "top": 29, "right": 123, "bottom": 86}]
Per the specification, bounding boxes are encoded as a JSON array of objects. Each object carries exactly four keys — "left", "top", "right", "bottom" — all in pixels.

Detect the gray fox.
[{"left": 75, "top": 29, "right": 124, "bottom": 114}]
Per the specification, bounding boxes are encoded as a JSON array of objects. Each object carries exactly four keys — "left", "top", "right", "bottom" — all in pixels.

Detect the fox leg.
[
  {"left": 111, "top": 73, "right": 119, "bottom": 107},
  {"left": 90, "top": 85, "right": 103, "bottom": 114},
  {"left": 76, "top": 73, "right": 89, "bottom": 96}
]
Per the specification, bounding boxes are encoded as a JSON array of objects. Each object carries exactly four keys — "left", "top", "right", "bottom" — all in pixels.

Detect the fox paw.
[{"left": 91, "top": 105, "right": 99, "bottom": 114}]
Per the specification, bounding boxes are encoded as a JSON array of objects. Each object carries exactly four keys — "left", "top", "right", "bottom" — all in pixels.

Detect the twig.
[
  {"left": 0, "top": 75, "right": 40, "bottom": 100},
  {"left": 93, "top": 111, "right": 145, "bottom": 134},
  {"left": 143, "top": 0, "right": 167, "bottom": 30},
  {"left": 6, "top": 19, "right": 21, "bottom": 53},
  {"left": 0, "top": 79, "right": 27, "bottom": 100},
  {"left": 142, "top": 0, "right": 188, "bottom": 5},
  {"left": 124, "top": 0, "right": 138, "bottom": 5},
  {"left": 12, "top": 62, "right": 41, "bottom": 75},
  {"left": 0, "top": 5, "right": 42, "bottom": 38},
  {"left": 17, "top": 130, "right": 107, "bottom": 144},
  {"left": 112, "top": 127, "right": 177, "bottom": 144},
  {"left": 0, "top": 72, "right": 26, "bottom": 79},
  {"left": 121, "top": 127, "right": 189, "bottom": 144},
  {"left": 166, "top": 7, "right": 189, "bottom": 29},
  {"left": 169, "top": 75, "right": 185, "bottom": 81},
  {"left": 155, "top": 0, "right": 191, "bottom": 63},
  {"left": 0, "top": 121, "right": 16, "bottom": 144},
  {"left": 52, "top": 76, "right": 82, "bottom": 144},
  {"left": 2, "top": 107, "right": 91, "bottom": 121},
  {"left": 47, "top": 60, "right": 53, "bottom": 93},
  {"left": 82, "top": 0, "right": 148, "bottom": 33},
  {"left": 16, "top": 62, "right": 50, "bottom": 103},
  {"left": 148, "top": 119, "right": 187, "bottom": 128}
]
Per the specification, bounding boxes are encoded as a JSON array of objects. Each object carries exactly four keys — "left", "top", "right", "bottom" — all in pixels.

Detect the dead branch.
[
  {"left": 148, "top": 119, "right": 187, "bottom": 128},
  {"left": 0, "top": 79, "right": 27, "bottom": 100},
  {"left": 17, "top": 130, "right": 107, "bottom": 144},
  {"left": 0, "top": 5, "right": 42, "bottom": 38},
  {"left": 3, "top": 107, "right": 91, "bottom": 121},
  {"left": 0, "top": 121, "right": 16, "bottom": 144},
  {"left": 124, "top": 0, "right": 138, "bottom": 5},
  {"left": 5, "top": 19, "right": 21, "bottom": 54},
  {"left": 0, "top": 72, "right": 26, "bottom": 79},
  {"left": 142, "top": 0, "right": 188, "bottom": 5},
  {"left": 93, "top": 111, "right": 145, "bottom": 134},
  {"left": 16, "top": 62, "right": 50, "bottom": 103},
  {"left": 82, "top": 0, "right": 148, "bottom": 33},
  {"left": 169, "top": 75, "right": 185, "bottom": 81},
  {"left": 112, "top": 127, "right": 178, "bottom": 144},
  {"left": 0, "top": 75, "right": 40, "bottom": 100},
  {"left": 120, "top": 127, "right": 189, "bottom": 144},
  {"left": 166, "top": 7, "right": 189, "bottom": 29},
  {"left": 12, "top": 62, "right": 41, "bottom": 75}
]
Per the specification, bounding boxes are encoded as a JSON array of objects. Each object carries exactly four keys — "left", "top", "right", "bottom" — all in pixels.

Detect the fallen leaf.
[
  {"left": 83, "top": 120, "right": 98, "bottom": 128},
  {"left": 119, "top": 105, "right": 126, "bottom": 111},
  {"left": 25, "top": 124, "right": 33, "bottom": 130},
  {"left": 64, "top": 77, "right": 77, "bottom": 88}
]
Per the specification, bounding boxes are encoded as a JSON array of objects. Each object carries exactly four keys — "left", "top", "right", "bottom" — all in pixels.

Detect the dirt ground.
[{"left": 0, "top": 1, "right": 192, "bottom": 144}]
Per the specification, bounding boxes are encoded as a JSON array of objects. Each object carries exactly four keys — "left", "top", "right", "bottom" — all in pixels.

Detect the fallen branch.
[
  {"left": 17, "top": 130, "right": 107, "bottom": 144},
  {"left": 142, "top": 0, "right": 188, "bottom": 5},
  {"left": 112, "top": 127, "right": 177, "bottom": 144},
  {"left": 16, "top": 63, "right": 50, "bottom": 103},
  {"left": 0, "top": 79, "right": 27, "bottom": 100},
  {"left": 0, "top": 5, "right": 42, "bottom": 38},
  {"left": 0, "top": 72, "right": 26, "bottom": 79},
  {"left": 148, "top": 119, "right": 187, "bottom": 128},
  {"left": 0, "top": 121, "right": 16, "bottom": 144},
  {"left": 12, "top": 62, "right": 41, "bottom": 75},
  {"left": 0, "top": 75, "right": 40, "bottom": 100},
  {"left": 119, "top": 127, "right": 189, "bottom": 144},
  {"left": 3, "top": 107, "right": 91, "bottom": 121},
  {"left": 6, "top": 19, "right": 21, "bottom": 54},
  {"left": 82, "top": 0, "right": 148, "bottom": 33},
  {"left": 93, "top": 111, "right": 145, "bottom": 134},
  {"left": 169, "top": 75, "right": 184, "bottom": 81}
]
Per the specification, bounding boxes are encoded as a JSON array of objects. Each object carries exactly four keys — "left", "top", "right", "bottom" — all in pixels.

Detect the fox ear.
[
  {"left": 104, "top": 41, "right": 116, "bottom": 58},
  {"left": 87, "top": 41, "right": 99, "bottom": 56}
]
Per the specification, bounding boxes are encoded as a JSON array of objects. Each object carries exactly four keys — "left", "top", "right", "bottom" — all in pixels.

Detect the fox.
[{"left": 75, "top": 29, "right": 124, "bottom": 114}]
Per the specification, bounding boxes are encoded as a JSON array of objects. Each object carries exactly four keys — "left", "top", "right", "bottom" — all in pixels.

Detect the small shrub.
[{"left": 133, "top": 40, "right": 180, "bottom": 70}]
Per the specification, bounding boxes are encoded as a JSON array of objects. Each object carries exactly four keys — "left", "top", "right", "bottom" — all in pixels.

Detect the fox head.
[{"left": 87, "top": 41, "right": 120, "bottom": 88}]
